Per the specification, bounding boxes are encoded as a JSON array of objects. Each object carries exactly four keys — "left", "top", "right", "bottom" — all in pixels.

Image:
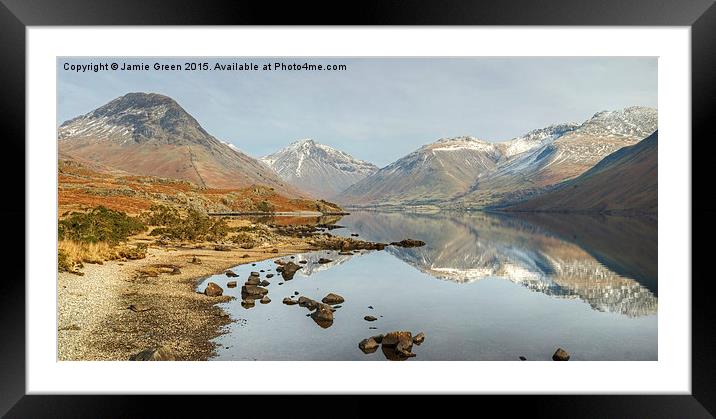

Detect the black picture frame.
[{"left": 2, "top": 0, "right": 714, "bottom": 416}]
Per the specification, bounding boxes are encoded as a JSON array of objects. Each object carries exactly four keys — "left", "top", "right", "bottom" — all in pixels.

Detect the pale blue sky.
[{"left": 58, "top": 57, "right": 657, "bottom": 167}]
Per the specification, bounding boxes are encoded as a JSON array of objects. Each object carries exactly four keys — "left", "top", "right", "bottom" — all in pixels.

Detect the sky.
[{"left": 58, "top": 57, "right": 657, "bottom": 167}]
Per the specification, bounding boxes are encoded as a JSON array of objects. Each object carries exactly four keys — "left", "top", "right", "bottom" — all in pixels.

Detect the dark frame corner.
[{"left": 2, "top": 0, "right": 714, "bottom": 416}]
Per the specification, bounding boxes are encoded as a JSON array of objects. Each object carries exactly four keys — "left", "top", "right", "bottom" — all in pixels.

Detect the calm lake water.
[{"left": 197, "top": 211, "right": 657, "bottom": 361}]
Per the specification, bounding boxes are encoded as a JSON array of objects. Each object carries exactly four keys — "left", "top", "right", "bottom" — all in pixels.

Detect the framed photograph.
[{"left": 4, "top": 0, "right": 715, "bottom": 416}]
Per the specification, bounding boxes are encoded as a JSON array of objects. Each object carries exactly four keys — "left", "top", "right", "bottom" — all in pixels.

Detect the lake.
[{"left": 197, "top": 211, "right": 657, "bottom": 361}]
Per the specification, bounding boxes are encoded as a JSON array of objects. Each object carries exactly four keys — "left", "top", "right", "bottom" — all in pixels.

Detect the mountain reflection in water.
[{"left": 331, "top": 211, "right": 657, "bottom": 318}]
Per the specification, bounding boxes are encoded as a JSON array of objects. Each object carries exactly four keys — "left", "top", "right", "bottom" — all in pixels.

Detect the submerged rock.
[
  {"left": 204, "top": 282, "right": 223, "bottom": 297},
  {"left": 321, "top": 293, "right": 345, "bottom": 304},
  {"left": 552, "top": 348, "right": 570, "bottom": 361}
]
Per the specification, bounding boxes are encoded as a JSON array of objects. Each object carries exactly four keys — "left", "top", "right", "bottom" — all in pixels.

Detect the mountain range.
[
  {"left": 336, "top": 106, "right": 657, "bottom": 209},
  {"left": 58, "top": 93, "right": 657, "bottom": 214},
  {"left": 260, "top": 139, "right": 378, "bottom": 199}
]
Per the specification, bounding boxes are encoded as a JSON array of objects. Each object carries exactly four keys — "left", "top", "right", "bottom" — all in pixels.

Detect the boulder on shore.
[{"left": 204, "top": 282, "right": 223, "bottom": 297}]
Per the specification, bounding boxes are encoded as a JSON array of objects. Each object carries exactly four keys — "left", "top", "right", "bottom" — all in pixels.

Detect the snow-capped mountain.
[
  {"left": 260, "top": 139, "right": 378, "bottom": 199},
  {"left": 337, "top": 136, "right": 504, "bottom": 205},
  {"left": 58, "top": 92, "right": 296, "bottom": 194},
  {"left": 337, "top": 106, "right": 657, "bottom": 208}
]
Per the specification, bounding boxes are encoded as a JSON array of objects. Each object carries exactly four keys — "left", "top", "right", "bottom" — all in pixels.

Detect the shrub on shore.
[
  {"left": 148, "top": 206, "right": 229, "bottom": 242},
  {"left": 58, "top": 206, "right": 146, "bottom": 244},
  {"left": 57, "top": 206, "right": 147, "bottom": 273}
]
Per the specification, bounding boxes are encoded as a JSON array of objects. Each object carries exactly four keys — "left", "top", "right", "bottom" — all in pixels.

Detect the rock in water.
[
  {"left": 260, "top": 296, "right": 271, "bottom": 304},
  {"left": 519, "top": 356, "right": 527, "bottom": 361},
  {"left": 281, "top": 262, "right": 302, "bottom": 280},
  {"left": 311, "top": 303, "right": 334, "bottom": 327},
  {"left": 552, "top": 348, "right": 570, "bottom": 361},
  {"left": 241, "top": 299, "right": 255, "bottom": 309},
  {"left": 129, "top": 346, "right": 176, "bottom": 361},
  {"left": 245, "top": 276, "right": 261, "bottom": 286},
  {"left": 283, "top": 297, "right": 298, "bottom": 305},
  {"left": 413, "top": 332, "right": 425, "bottom": 345},
  {"left": 317, "top": 258, "right": 333, "bottom": 264},
  {"left": 266, "top": 274, "right": 274, "bottom": 278},
  {"left": 225, "top": 270, "right": 238, "bottom": 277},
  {"left": 395, "top": 338, "right": 415, "bottom": 358},
  {"left": 371, "top": 334, "right": 384, "bottom": 344},
  {"left": 321, "top": 293, "right": 345, "bottom": 304},
  {"left": 297, "top": 296, "right": 319, "bottom": 310},
  {"left": 241, "top": 285, "right": 268, "bottom": 298},
  {"left": 381, "top": 331, "right": 413, "bottom": 347},
  {"left": 260, "top": 280, "right": 270, "bottom": 286},
  {"left": 204, "top": 282, "right": 223, "bottom": 297},
  {"left": 364, "top": 316, "right": 377, "bottom": 322},
  {"left": 359, "top": 337, "right": 379, "bottom": 354},
  {"left": 226, "top": 281, "right": 237, "bottom": 288}
]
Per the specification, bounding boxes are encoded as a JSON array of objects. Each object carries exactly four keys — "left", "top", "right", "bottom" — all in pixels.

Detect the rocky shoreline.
[{"left": 58, "top": 219, "right": 426, "bottom": 361}]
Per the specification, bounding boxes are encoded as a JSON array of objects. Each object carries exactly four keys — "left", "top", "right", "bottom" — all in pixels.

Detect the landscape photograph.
[{"left": 57, "top": 57, "right": 658, "bottom": 361}]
